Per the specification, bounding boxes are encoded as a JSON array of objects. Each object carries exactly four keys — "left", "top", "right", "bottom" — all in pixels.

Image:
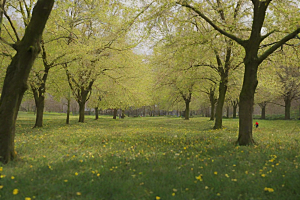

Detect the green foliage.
[{"left": 1, "top": 113, "right": 300, "bottom": 199}]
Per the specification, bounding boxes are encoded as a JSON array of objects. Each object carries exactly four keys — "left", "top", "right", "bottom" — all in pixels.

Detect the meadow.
[{"left": 0, "top": 112, "right": 300, "bottom": 200}]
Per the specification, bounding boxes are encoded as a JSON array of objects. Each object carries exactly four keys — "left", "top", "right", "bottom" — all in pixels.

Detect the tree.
[
  {"left": 177, "top": 0, "right": 300, "bottom": 145},
  {"left": 89, "top": 51, "right": 150, "bottom": 120},
  {"left": 0, "top": 0, "right": 54, "bottom": 163}
]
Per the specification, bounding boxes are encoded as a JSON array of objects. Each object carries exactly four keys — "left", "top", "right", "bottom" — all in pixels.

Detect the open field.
[{"left": 1, "top": 113, "right": 300, "bottom": 200}]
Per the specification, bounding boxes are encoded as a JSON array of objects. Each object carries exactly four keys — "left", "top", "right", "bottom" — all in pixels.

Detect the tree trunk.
[
  {"left": 214, "top": 79, "right": 227, "bottom": 129},
  {"left": 258, "top": 101, "right": 267, "bottom": 119},
  {"left": 95, "top": 107, "right": 99, "bottom": 120},
  {"left": 284, "top": 97, "right": 291, "bottom": 120},
  {"left": 66, "top": 98, "right": 70, "bottom": 124},
  {"left": 233, "top": 105, "right": 237, "bottom": 118},
  {"left": 184, "top": 100, "right": 190, "bottom": 120},
  {"left": 121, "top": 109, "right": 125, "bottom": 119},
  {"left": 261, "top": 105, "right": 266, "bottom": 119},
  {"left": 237, "top": 61, "right": 258, "bottom": 145},
  {"left": 226, "top": 106, "right": 230, "bottom": 118},
  {"left": 34, "top": 96, "right": 44, "bottom": 128},
  {"left": 78, "top": 102, "right": 85, "bottom": 122},
  {"left": 113, "top": 108, "right": 117, "bottom": 119},
  {"left": 210, "top": 103, "right": 215, "bottom": 121},
  {"left": 0, "top": 0, "right": 54, "bottom": 164}
]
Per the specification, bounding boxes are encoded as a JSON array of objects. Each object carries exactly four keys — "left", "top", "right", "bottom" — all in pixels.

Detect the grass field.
[{"left": 1, "top": 112, "right": 300, "bottom": 200}]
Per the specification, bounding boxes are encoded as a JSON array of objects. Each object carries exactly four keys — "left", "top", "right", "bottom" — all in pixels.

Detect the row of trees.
[{"left": 1, "top": 0, "right": 300, "bottom": 163}]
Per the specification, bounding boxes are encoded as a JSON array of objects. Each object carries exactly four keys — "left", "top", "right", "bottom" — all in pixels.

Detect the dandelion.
[
  {"left": 264, "top": 187, "right": 274, "bottom": 192},
  {"left": 205, "top": 186, "right": 209, "bottom": 189},
  {"left": 11, "top": 176, "right": 15, "bottom": 179},
  {"left": 172, "top": 193, "right": 175, "bottom": 196},
  {"left": 0, "top": 185, "right": 3, "bottom": 189},
  {"left": 225, "top": 174, "right": 229, "bottom": 178},
  {"left": 195, "top": 175, "right": 202, "bottom": 181},
  {"left": 13, "top": 189, "right": 19, "bottom": 195},
  {"left": 76, "top": 192, "right": 81, "bottom": 195},
  {"left": 25, "top": 198, "right": 31, "bottom": 200},
  {"left": 156, "top": 196, "right": 161, "bottom": 200},
  {"left": 214, "top": 171, "right": 218, "bottom": 175},
  {"left": 64, "top": 180, "right": 68, "bottom": 182},
  {"left": 261, "top": 174, "right": 266, "bottom": 177},
  {"left": 217, "top": 193, "right": 221, "bottom": 196},
  {"left": 75, "top": 172, "right": 78, "bottom": 176}
]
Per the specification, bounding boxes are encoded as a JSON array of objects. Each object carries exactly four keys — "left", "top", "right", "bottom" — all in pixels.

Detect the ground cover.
[{"left": 1, "top": 113, "right": 300, "bottom": 200}]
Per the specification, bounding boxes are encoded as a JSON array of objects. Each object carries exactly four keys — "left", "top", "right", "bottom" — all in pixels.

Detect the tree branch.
[
  {"left": 176, "top": 1, "right": 245, "bottom": 46},
  {"left": 258, "top": 28, "right": 300, "bottom": 64},
  {"left": 4, "top": 11, "right": 20, "bottom": 41}
]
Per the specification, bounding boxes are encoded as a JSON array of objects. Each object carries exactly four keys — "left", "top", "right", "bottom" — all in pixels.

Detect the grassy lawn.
[{"left": 1, "top": 112, "right": 300, "bottom": 200}]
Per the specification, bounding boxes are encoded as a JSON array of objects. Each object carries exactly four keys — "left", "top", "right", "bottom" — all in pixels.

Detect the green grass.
[{"left": 1, "top": 113, "right": 300, "bottom": 200}]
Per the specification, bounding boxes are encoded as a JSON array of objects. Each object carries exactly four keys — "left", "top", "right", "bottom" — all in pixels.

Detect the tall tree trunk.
[
  {"left": 214, "top": 79, "right": 227, "bottom": 129},
  {"left": 113, "top": 108, "right": 117, "bottom": 119},
  {"left": 95, "top": 107, "right": 99, "bottom": 120},
  {"left": 284, "top": 97, "right": 291, "bottom": 120},
  {"left": 0, "top": 0, "right": 54, "bottom": 164},
  {"left": 237, "top": 61, "right": 258, "bottom": 145},
  {"left": 184, "top": 100, "right": 190, "bottom": 120},
  {"left": 66, "top": 97, "right": 70, "bottom": 124}
]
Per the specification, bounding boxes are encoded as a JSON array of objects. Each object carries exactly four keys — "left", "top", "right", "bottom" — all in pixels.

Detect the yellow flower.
[
  {"left": 0, "top": 167, "right": 2, "bottom": 172},
  {"left": 225, "top": 174, "right": 229, "bottom": 178},
  {"left": 195, "top": 175, "right": 202, "bottom": 180},
  {"left": 205, "top": 186, "right": 209, "bottom": 189},
  {"left": 11, "top": 176, "right": 15, "bottom": 179},
  {"left": 75, "top": 172, "right": 78, "bottom": 176},
  {"left": 97, "top": 173, "right": 100, "bottom": 177},
  {"left": 217, "top": 193, "right": 221, "bottom": 196},
  {"left": 214, "top": 172, "right": 218, "bottom": 175},
  {"left": 25, "top": 198, "right": 31, "bottom": 200},
  {"left": 76, "top": 192, "right": 81, "bottom": 195},
  {"left": 261, "top": 174, "right": 266, "bottom": 177},
  {"left": 0, "top": 185, "right": 3, "bottom": 189},
  {"left": 172, "top": 193, "right": 175, "bottom": 196},
  {"left": 13, "top": 189, "right": 19, "bottom": 195},
  {"left": 173, "top": 189, "right": 177, "bottom": 192},
  {"left": 64, "top": 180, "right": 68, "bottom": 182},
  {"left": 264, "top": 187, "right": 274, "bottom": 192},
  {"left": 156, "top": 196, "right": 161, "bottom": 200}
]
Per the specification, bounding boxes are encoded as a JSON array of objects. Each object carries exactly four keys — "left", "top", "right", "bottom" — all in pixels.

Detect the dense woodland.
[{"left": 1, "top": 0, "right": 300, "bottom": 163}]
